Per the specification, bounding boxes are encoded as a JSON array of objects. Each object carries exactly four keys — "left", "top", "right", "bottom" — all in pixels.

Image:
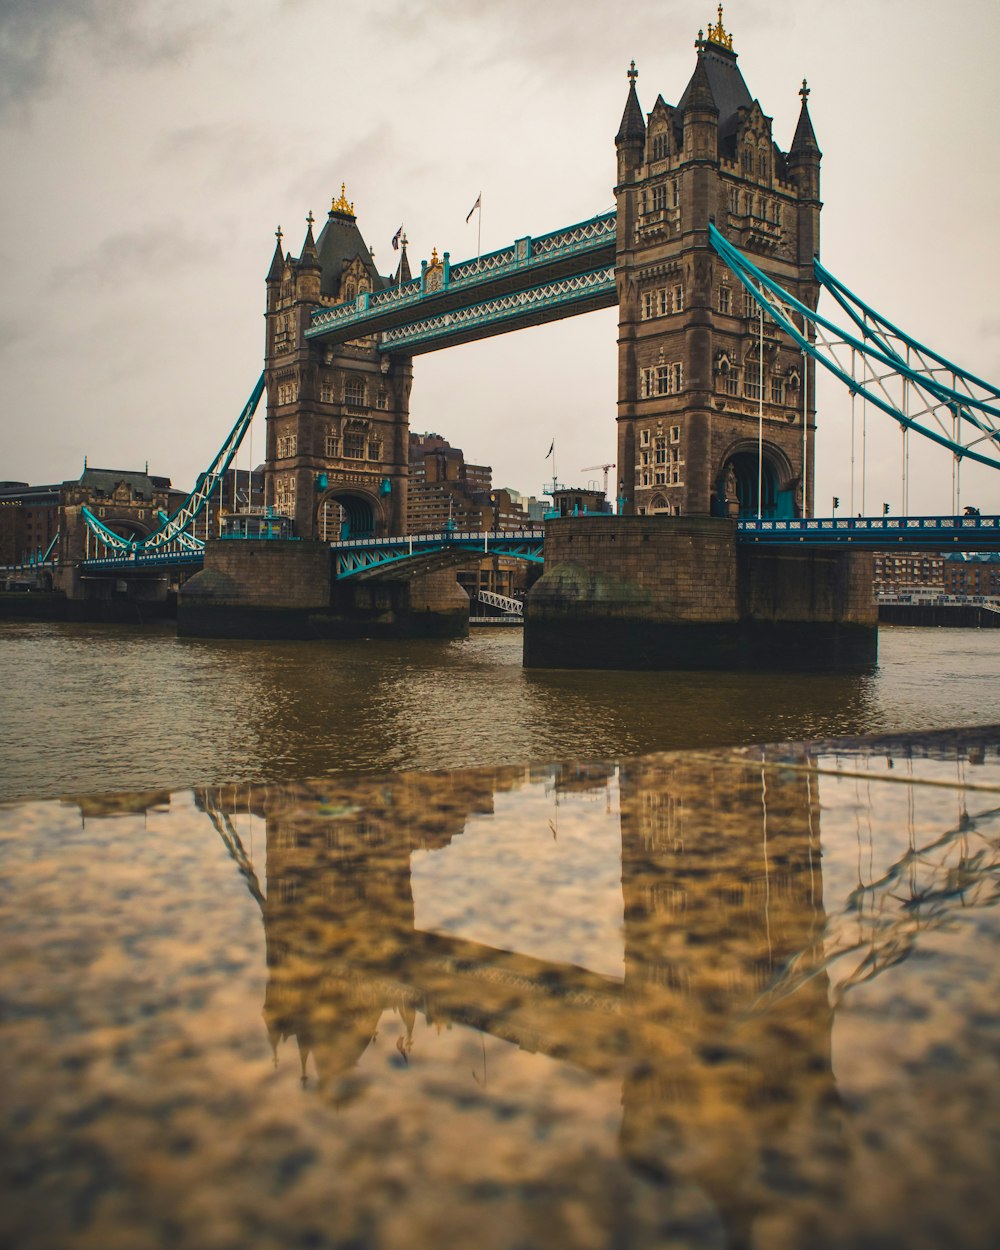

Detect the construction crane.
[{"left": 580, "top": 463, "right": 615, "bottom": 495}]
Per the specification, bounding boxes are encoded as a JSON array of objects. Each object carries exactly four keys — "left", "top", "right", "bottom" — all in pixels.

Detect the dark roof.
[
  {"left": 266, "top": 235, "right": 284, "bottom": 283},
  {"left": 790, "top": 98, "right": 821, "bottom": 157},
  {"left": 394, "top": 244, "right": 412, "bottom": 285},
  {"left": 678, "top": 42, "right": 751, "bottom": 138},
  {"left": 314, "top": 208, "right": 385, "bottom": 299},
  {"left": 616, "top": 78, "right": 646, "bottom": 145},
  {"left": 70, "top": 469, "right": 170, "bottom": 500}
]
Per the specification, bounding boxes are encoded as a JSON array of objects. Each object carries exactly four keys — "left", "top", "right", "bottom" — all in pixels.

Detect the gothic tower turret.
[
  {"left": 614, "top": 6, "right": 819, "bottom": 520},
  {"left": 263, "top": 187, "right": 412, "bottom": 540}
]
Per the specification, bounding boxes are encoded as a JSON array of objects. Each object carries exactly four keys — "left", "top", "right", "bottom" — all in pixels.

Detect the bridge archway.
[
  {"left": 715, "top": 441, "right": 798, "bottom": 520},
  {"left": 316, "top": 487, "right": 385, "bottom": 541}
]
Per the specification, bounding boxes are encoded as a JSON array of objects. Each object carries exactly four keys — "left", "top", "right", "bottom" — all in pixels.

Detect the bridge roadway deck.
[{"left": 69, "top": 514, "right": 999, "bottom": 577}]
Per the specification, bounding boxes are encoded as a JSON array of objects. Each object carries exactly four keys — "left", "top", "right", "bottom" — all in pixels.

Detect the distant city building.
[
  {"left": 406, "top": 432, "right": 538, "bottom": 606},
  {"left": 406, "top": 432, "right": 530, "bottom": 534},
  {"left": 944, "top": 552, "right": 1000, "bottom": 596},
  {"left": 0, "top": 482, "right": 59, "bottom": 566},
  {"left": 872, "top": 552, "right": 946, "bottom": 595}
]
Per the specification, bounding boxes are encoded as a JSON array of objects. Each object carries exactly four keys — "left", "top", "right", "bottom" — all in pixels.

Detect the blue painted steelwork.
[
  {"left": 82, "top": 374, "right": 265, "bottom": 558},
  {"left": 305, "top": 212, "right": 617, "bottom": 350},
  {"left": 81, "top": 550, "right": 206, "bottom": 571},
  {"left": 708, "top": 225, "right": 1000, "bottom": 470},
  {"left": 737, "top": 514, "right": 1000, "bottom": 550},
  {"left": 377, "top": 267, "right": 616, "bottom": 355},
  {"left": 331, "top": 529, "right": 544, "bottom": 579}
]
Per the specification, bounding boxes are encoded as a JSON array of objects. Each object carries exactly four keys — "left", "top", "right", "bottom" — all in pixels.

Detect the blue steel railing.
[
  {"left": 331, "top": 528, "right": 544, "bottom": 578},
  {"left": 306, "top": 211, "right": 616, "bottom": 345},
  {"left": 737, "top": 515, "right": 1000, "bottom": 548},
  {"left": 81, "top": 549, "right": 206, "bottom": 571}
]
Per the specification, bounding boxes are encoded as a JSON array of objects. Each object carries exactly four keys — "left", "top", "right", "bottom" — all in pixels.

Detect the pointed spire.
[
  {"left": 790, "top": 79, "right": 821, "bottom": 157},
  {"left": 394, "top": 233, "right": 412, "bottom": 285},
  {"left": 616, "top": 60, "right": 645, "bottom": 145},
  {"left": 299, "top": 210, "right": 320, "bottom": 270},
  {"left": 266, "top": 224, "right": 284, "bottom": 283},
  {"left": 685, "top": 45, "right": 718, "bottom": 113}
]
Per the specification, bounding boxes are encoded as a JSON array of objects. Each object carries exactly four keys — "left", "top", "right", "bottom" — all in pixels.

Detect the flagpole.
[{"left": 478, "top": 197, "right": 481, "bottom": 259}]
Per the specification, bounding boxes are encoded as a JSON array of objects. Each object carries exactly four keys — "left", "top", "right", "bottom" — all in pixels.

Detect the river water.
[
  {"left": 2, "top": 621, "right": 1000, "bottom": 1249},
  {"left": 1, "top": 621, "right": 999, "bottom": 801}
]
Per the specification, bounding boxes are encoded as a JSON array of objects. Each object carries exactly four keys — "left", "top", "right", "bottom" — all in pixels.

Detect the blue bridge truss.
[{"left": 330, "top": 529, "right": 545, "bottom": 579}]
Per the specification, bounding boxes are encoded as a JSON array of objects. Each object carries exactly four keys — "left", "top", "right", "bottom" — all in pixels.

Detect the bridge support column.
[
  {"left": 178, "top": 539, "right": 469, "bottom": 639},
  {"left": 523, "top": 517, "right": 877, "bottom": 671}
]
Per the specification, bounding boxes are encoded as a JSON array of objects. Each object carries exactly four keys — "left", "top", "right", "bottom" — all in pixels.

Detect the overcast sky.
[{"left": 1, "top": 0, "right": 998, "bottom": 515}]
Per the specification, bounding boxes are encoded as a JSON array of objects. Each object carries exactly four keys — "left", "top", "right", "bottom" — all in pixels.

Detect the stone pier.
[
  {"left": 178, "top": 539, "right": 468, "bottom": 640},
  {"left": 523, "top": 517, "right": 877, "bottom": 670}
]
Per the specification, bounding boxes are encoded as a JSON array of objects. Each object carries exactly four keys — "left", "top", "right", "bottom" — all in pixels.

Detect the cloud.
[
  {"left": 50, "top": 220, "right": 216, "bottom": 289},
  {"left": 0, "top": 0, "right": 222, "bottom": 112}
]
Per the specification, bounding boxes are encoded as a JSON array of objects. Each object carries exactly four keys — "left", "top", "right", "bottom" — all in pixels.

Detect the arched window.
[
  {"left": 344, "top": 377, "right": 366, "bottom": 406},
  {"left": 345, "top": 283, "right": 356, "bottom": 303}
]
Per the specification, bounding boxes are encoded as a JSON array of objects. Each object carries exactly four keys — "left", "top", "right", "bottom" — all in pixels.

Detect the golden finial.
[
  {"left": 706, "top": 4, "right": 733, "bottom": 49},
  {"left": 430, "top": 246, "right": 440, "bottom": 267},
  {"left": 331, "top": 182, "right": 355, "bottom": 216}
]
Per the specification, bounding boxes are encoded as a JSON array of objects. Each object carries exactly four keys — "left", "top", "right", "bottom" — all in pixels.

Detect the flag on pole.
[
  {"left": 391, "top": 225, "right": 402, "bottom": 250},
  {"left": 545, "top": 440, "right": 554, "bottom": 459},
  {"left": 466, "top": 193, "right": 482, "bottom": 224}
]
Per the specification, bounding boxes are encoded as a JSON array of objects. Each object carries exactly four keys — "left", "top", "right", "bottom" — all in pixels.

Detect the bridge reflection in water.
[{"left": 190, "top": 731, "right": 1000, "bottom": 1249}]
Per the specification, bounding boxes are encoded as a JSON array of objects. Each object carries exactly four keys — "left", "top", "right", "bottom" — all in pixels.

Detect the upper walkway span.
[{"left": 304, "top": 212, "right": 617, "bottom": 355}]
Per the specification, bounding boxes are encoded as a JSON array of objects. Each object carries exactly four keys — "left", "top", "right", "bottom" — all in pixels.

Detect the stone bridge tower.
[
  {"left": 263, "top": 188, "right": 412, "bottom": 540},
  {"left": 614, "top": 6, "right": 821, "bottom": 519}
]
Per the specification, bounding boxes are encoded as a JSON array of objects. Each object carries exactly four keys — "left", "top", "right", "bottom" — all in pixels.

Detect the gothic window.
[
  {"left": 640, "top": 429, "right": 651, "bottom": 446},
  {"left": 276, "top": 380, "right": 298, "bottom": 406},
  {"left": 673, "top": 284, "right": 684, "bottom": 312},
  {"left": 325, "top": 434, "right": 340, "bottom": 458},
  {"left": 729, "top": 185, "right": 739, "bottom": 214},
  {"left": 744, "top": 369, "right": 763, "bottom": 401},
  {"left": 275, "top": 475, "right": 296, "bottom": 518},
  {"left": 375, "top": 388, "right": 389, "bottom": 411},
  {"left": 672, "top": 180, "right": 680, "bottom": 208},
  {"left": 724, "top": 368, "right": 740, "bottom": 396},
  {"left": 651, "top": 183, "right": 668, "bottom": 212},
  {"left": 358, "top": 280, "right": 369, "bottom": 295},
  {"left": 343, "top": 432, "right": 365, "bottom": 459},
  {"left": 651, "top": 131, "right": 668, "bottom": 161},
  {"left": 757, "top": 152, "right": 768, "bottom": 181},
  {"left": 654, "top": 434, "right": 667, "bottom": 464},
  {"left": 670, "top": 425, "right": 680, "bottom": 443},
  {"left": 345, "top": 283, "right": 356, "bottom": 303},
  {"left": 367, "top": 438, "right": 381, "bottom": 460},
  {"left": 742, "top": 147, "right": 752, "bottom": 175},
  {"left": 743, "top": 289, "right": 757, "bottom": 318},
  {"left": 718, "top": 285, "right": 732, "bottom": 315},
  {"left": 276, "top": 434, "right": 297, "bottom": 459},
  {"left": 642, "top": 290, "right": 656, "bottom": 320},
  {"left": 771, "top": 376, "right": 786, "bottom": 405},
  {"left": 639, "top": 365, "right": 683, "bottom": 397},
  {"left": 320, "top": 381, "right": 334, "bottom": 403},
  {"left": 344, "top": 377, "right": 366, "bottom": 407},
  {"left": 744, "top": 190, "right": 753, "bottom": 216}
]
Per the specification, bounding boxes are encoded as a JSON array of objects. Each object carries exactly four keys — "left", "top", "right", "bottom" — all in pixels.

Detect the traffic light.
[
  {"left": 883, "top": 502, "right": 890, "bottom": 515},
  {"left": 832, "top": 496, "right": 840, "bottom": 512}
]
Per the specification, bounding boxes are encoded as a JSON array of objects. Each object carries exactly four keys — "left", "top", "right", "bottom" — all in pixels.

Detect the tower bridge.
[{"left": 55, "top": 7, "right": 998, "bottom": 661}]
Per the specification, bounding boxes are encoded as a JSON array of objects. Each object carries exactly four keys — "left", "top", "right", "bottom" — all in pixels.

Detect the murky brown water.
[
  {"left": 1, "top": 622, "right": 999, "bottom": 800},
  {"left": 1, "top": 731, "right": 999, "bottom": 1249},
  {"left": 2, "top": 622, "right": 1000, "bottom": 1246}
]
